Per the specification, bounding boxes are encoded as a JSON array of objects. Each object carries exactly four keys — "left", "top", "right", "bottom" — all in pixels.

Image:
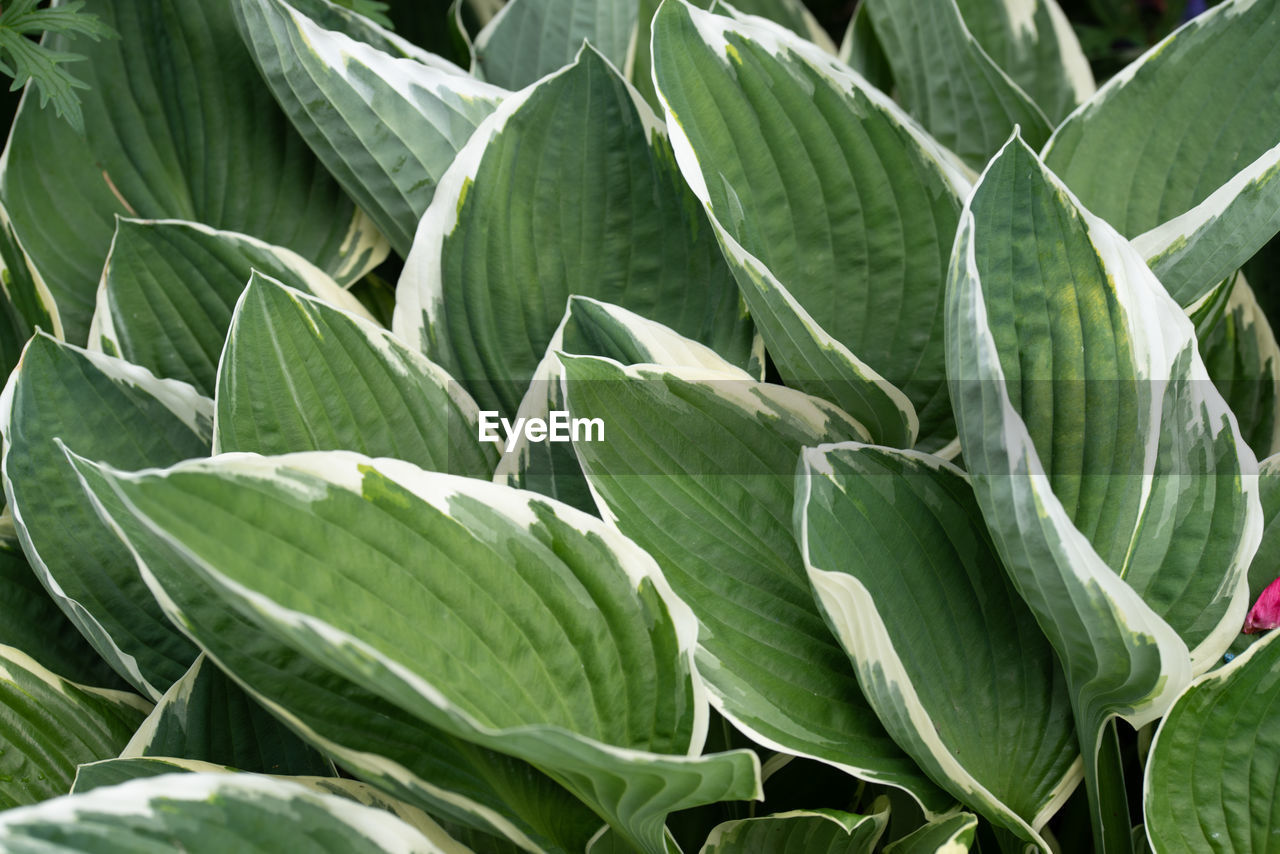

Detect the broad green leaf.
[
  {"left": 0, "top": 544, "right": 124, "bottom": 690},
  {"left": 633, "top": 0, "right": 838, "bottom": 110},
  {"left": 561, "top": 355, "right": 952, "bottom": 815},
  {"left": 0, "top": 645, "right": 148, "bottom": 809},
  {"left": 947, "top": 135, "right": 1260, "bottom": 849},
  {"left": 1134, "top": 141, "right": 1280, "bottom": 309},
  {"left": 0, "top": 200, "right": 61, "bottom": 340},
  {"left": 0, "top": 0, "right": 387, "bottom": 343},
  {"left": 710, "top": 222, "right": 918, "bottom": 448},
  {"left": 796, "top": 444, "right": 1078, "bottom": 845},
  {"left": 1145, "top": 630, "right": 1280, "bottom": 852},
  {"left": 90, "top": 219, "right": 374, "bottom": 397},
  {"left": 215, "top": 275, "right": 497, "bottom": 478},
  {"left": 73, "top": 452, "right": 762, "bottom": 854},
  {"left": 232, "top": 0, "right": 505, "bottom": 256},
  {"left": 496, "top": 297, "right": 757, "bottom": 512},
  {"left": 396, "top": 45, "right": 751, "bottom": 417},
  {"left": 1198, "top": 274, "right": 1280, "bottom": 459},
  {"left": 69, "top": 451, "right": 602, "bottom": 854},
  {"left": 73, "top": 757, "right": 235, "bottom": 793},
  {"left": 74, "top": 757, "right": 496, "bottom": 849},
  {"left": 651, "top": 1, "right": 969, "bottom": 449},
  {"left": 952, "top": 0, "right": 1095, "bottom": 124},
  {"left": 861, "top": 0, "right": 1052, "bottom": 170},
  {"left": 0, "top": 772, "right": 472, "bottom": 853},
  {"left": 881, "top": 813, "right": 978, "bottom": 854},
  {"left": 121, "top": 654, "right": 334, "bottom": 777},
  {"left": 700, "top": 808, "right": 889, "bottom": 854},
  {"left": 561, "top": 296, "right": 760, "bottom": 377},
  {"left": 1043, "top": 0, "right": 1280, "bottom": 237},
  {"left": 471, "top": 0, "right": 635, "bottom": 88},
  {"left": 0, "top": 334, "right": 209, "bottom": 699}
]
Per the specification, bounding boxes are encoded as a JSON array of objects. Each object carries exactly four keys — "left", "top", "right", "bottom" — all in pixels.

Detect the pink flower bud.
[{"left": 1244, "top": 576, "right": 1280, "bottom": 634}]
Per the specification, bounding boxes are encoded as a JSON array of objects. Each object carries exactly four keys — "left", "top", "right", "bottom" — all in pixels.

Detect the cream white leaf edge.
[
  {"left": 0, "top": 335, "right": 212, "bottom": 701},
  {"left": 0, "top": 200, "right": 63, "bottom": 339},
  {"left": 795, "top": 443, "right": 1081, "bottom": 845},
  {"left": 653, "top": 0, "right": 973, "bottom": 209},
  {"left": 210, "top": 276, "right": 488, "bottom": 457},
  {"left": 87, "top": 218, "right": 377, "bottom": 358},
  {"left": 495, "top": 297, "right": 753, "bottom": 485},
  {"left": 954, "top": 134, "right": 1259, "bottom": 722},
  {"left": 65, "top": 448, "right": 764, "bottom": 851},
  {"left": 393, "top": 44, "right": 664, "bottom": 358},
  {"left": 0, "top": 771, "right": 463, "bottom": 854},
  {"left": 1041, "top": 0, "right": 1264, "bottom": 155},
  {"left": 72, "top": 756, "right": 480, "bottom": 853},
  {"left": 560, "top": 358, "right": 998, "bottom": 821}
]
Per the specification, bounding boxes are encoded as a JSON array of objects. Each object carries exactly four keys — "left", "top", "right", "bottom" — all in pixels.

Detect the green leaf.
[
  {"left": 496, "top": 297, "right": 758, "bottom": 513},
  {"left": 215, "top": 274, "right": 497, "bottom": 478},
  {"left": 1043, "top": 0, "right": 1280, "bottom": 237},
  {"left": 0, "top": 199, "right": 61, "bottom": 339},
  {"left": 1145, "top": 630, "right": 1280, "bottom": 852},
  {"left": 0, "top": 544, "right": 124, "bottom": 690},
  {"left": 861, "top": 0, "right": 1052, "bottom": 170},
  {"left": 561, "top": 296, "right": 761, "bottom": 378},
  {"left": 881, "top": 813, "right": 978, "bottom": 853},
  {"left": 699, "top": 808, "right": 889, "bottom": 854},
  {"left": 1198, "top": 274, "right": 1280, "bottom": 460},
  {"left": 73, "top": 757, "right": 496, "bottom": 851},
  {"left": 651, "top": 1, "right": 969, "bottom": 449},
  {"left": 72, "top": 451, "right": 762, "bottom": 854},
  {"left": 91, "top": 219, "right": 375, "bottom": 397},
  {"left": 0, "top": 772, "right": 473, "bottom": 853},
  {"left": 561, "top": 354, "right": 953, "bottom": 816},
  {"left": 0, "top": 644, "right": 148, "bottom": 809},
  {"left": 0, "top": 0, "right": 387, "bottom": 343},
  {"left": 73, "top": 757, "right": 235, "bottom": 793},
  {"left": 952, "top": 0, "right": 1095, "bottom": 124},
  {"left": 396, "top": 44, "right": 752, "bottom": 417},
  {"left": 0, "top": 334, "right": 209, "bottom": 698},
  {"left": 1134, "top": 141, "right": 1280, "bottom": 309},
  {"left": 796, "top": 444, "right": 1078, "bottom": 845},
  {"left": 69, "top": 450, "right": 602, "bottom": 854},
  {"left": 947, "top": 135, "right": 1261, "bottom": 848},
  {"left": 120, "top": 654, "right": 335, "bottom": 777},
  {"left": 232, "top": 0, "right": 505, "bottom": 257},
  {"left": 710, "top": 222, "right": 918, "bottom": 448},
  {"left": 471, "top": 0, "right": 635, "bottom": 89}
]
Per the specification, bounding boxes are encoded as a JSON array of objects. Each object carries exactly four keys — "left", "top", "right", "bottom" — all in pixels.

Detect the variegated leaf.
[
  {"left": 232, "top": 0, "right": 506, "bottom": 256},
  {"left": 1044, "top": 0, "right": 1280, "bottom": 238},
  {"left": 90, "top": 219, "right": 373, "bottom": 397},
  {"left": 947, "top": 134, "right": 1261, "bottom": 849},
  {"left": 0, "top": 334, "right": 209, "bottom": 698},
  {"left": 215, "top": 274, "right": 497, "bottom": 478},
  {"left": 0, "top": 0, "right": 386, "bottom": 342},
  {"left": 651, "top": 0, "right": 969, "bottom": 449},
  {"left": 561, "top": 354, "right": 953, "bottom": 816},
  {"left": 396, "top": 45, "right": 751, "bottom": 417},
  {"left": 71, "top": 451, "right": 762, "bottom": 854}
]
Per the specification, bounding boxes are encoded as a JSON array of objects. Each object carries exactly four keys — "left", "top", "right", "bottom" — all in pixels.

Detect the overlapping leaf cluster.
[{"left": 0, "top": 0, "right": 1278, "bottom": 852}]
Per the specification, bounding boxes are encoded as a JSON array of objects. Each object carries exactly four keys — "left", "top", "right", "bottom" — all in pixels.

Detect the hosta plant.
[{"left": 1, "top": 0, "right": 1279, "bottom": 852}]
